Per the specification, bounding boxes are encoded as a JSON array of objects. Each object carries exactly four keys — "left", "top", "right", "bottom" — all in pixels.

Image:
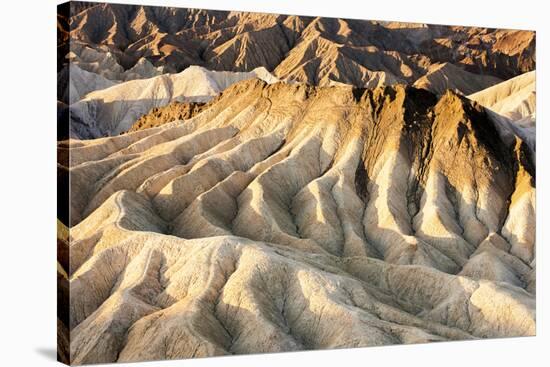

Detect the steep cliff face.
[{"left": 62, "top": 79, "right": 535, "bottom": 364}]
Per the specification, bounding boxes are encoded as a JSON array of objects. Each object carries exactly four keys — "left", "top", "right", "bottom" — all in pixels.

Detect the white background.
[{"left": 0, "top": 0, "right": 547, "bottom": 365}]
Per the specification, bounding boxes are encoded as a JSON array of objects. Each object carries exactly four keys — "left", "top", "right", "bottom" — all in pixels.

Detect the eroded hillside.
[{"left": 61, "top": 79, "right": 536, "bottom": 364}]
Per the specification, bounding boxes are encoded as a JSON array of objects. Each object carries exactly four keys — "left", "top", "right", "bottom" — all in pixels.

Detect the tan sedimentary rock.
[
  {"left": 59, "top": 4, "right": 536, "bottom": 143},
  {"left": 413, "top": 62, "right": 502, "bottom": 95},
  {"left": 69, "top": 65, "right": 278, "bottom": 138},
  {"left": 63, "top": 79, "right": 535, "bottom": 364},
  {"left": 128, "top": 101, "right": 207, "bottom": 132},
  {"left": 66, "top": 4, "right": 534, "bottom": 80},
  {"left": 59, "top": 4, "right": 535, "bottom": 106}
]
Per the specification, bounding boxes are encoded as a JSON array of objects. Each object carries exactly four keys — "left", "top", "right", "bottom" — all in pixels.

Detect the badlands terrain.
[
  {"left": 57, "top": 2, "right": 536, "bottom": 139},
  {"left": 57, "top": 2, "right": 536, "bottom": 365}
]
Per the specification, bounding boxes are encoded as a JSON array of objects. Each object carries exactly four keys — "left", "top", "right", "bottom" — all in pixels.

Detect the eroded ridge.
[{"left": 63, "top": 79, "right": 535, "bottom": 364}]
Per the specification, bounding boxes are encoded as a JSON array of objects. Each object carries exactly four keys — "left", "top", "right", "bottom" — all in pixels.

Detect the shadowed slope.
[{"left": 469, "top": 71, "right": 536, "bottom": 163}]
